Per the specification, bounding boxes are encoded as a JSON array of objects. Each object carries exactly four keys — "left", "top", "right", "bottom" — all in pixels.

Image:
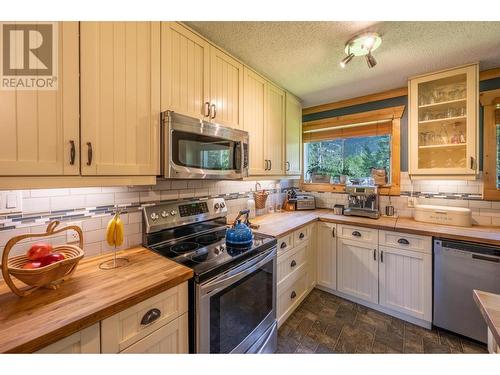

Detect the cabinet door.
[
  {"left": 265, "top": 82, "right": 285, "bottom": 175},
  {"left": 243, "top": 67, "right": 267, "bottom": 175},
  {"left": 161, "top": 22, "right": 210, "bottom": 119},
  {"left": 209, "top": 46, "right": 244, "bottom": 129},
  {"left": 80, "top": 22, "right": 160, "bottom": 176},
  {"left": 36, "top": 324, "right": 100, "bottom": 353},
  {"left": 337, "top": 238, "right": 378, "bottom": 304},
  {"left": 285, "top": 93, "right": 302, "bottom": 175},
  {"left": 0, "top": 22, "right": 79, "bottom": 176},
  {"left": 379, "top": 246, "right": 432, "bottom": 321},
  {"left": 120, "top": 313, "right": 188, "bottom": 354},
  {"left": 316, "top": 222, "right": 336, "bottom": 290},
  {"left": 409, "top": 64, "right": 478, "bottom": 177}
]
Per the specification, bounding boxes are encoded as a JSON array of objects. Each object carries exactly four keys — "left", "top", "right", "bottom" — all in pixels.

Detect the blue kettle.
[{"left": 226, "top": 209, "right": 254, "bottom": 247}]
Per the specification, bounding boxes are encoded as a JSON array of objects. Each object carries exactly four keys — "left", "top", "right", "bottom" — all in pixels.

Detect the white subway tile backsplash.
[
  {"left": 128, "top": 211, "right": 142, "bottom": 224},
  {"left": 160, "top": 190, "right": 179, "bottom": 201},
  {"left": 85, "top": 193, "right": 115, "bottom": 207},
  {"left": 472, "top": 215, "right": 492, "bottom": 226},
  {"left": 115, "top": 192, "right": 140, "bottom": 205},
  {"left": 82, "top": 217, "right": 102, "bottom": 232},
  {"left": 139, "top": 190, "right": 161, "bottom": 203},
  {"left": 171, "top": 180, "right": 187, "bottom": 190},
  {"left": 50, "top": 195, "right": 86, "bottom": 211},
  {"left": 31, "top": 188, "right": 70, "bottom": 198},
  {"left": 468, "top": 200, "right": 492, "bottom": 209},
  {"left": 23, "top": 197, "right": 51, "bottom": 213}
]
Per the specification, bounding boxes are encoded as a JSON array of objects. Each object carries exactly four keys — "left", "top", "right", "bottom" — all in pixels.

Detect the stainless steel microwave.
[{"left": 161, "top": 111, "right": 249, "bottom": 179}]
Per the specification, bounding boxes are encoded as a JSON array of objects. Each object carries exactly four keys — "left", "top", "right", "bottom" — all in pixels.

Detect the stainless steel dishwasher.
[{"left": 434, "top": 238, "right": 500, "bottom": 343}]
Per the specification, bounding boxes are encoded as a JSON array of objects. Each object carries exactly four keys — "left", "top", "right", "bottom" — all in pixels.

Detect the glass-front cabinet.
[{"left": 409, "top": 64, "right": 478, "bottom": 178}]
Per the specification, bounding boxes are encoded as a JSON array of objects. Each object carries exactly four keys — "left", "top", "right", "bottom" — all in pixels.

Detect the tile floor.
[{"left": 277, "top": 288, "right": 488, "bottom": 354}]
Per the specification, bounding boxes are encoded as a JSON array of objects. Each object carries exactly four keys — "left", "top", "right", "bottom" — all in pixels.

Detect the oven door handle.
[{"left": 201, "top": 247, "right": 276, "bottom": 295}]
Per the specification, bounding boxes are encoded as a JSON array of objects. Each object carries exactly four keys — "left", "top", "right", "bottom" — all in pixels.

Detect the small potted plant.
[{"left": 339, "top": 165, "right": 350, "bottom": 185}]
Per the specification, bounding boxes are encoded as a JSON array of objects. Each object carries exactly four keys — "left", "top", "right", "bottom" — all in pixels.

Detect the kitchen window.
[
  {"left": 301, "top": 105, "right": 404, "bottom": 195},
  {"left": 304, "top": 135, "right": 391, "bottom": 184}
]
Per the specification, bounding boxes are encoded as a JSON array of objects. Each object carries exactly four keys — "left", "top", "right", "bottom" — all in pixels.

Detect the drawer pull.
[
  {"left": 352, "top": 231, "right": 361, "bottom": 237},
  {"left": 280, "top": 242, "right": 287, "bottom": 249},
  {"left": 141, "top": 308, "right": 161, "bottom": 326},
  {"left": 290, "top": 260, "right": 297, "bottom": 268},
  {"left": 290, "top": 291, "right": 297, "bottom": 299},
  {"left": 299, "top": 232, "right": 305, "bottom": 239},
  {"left": 398, "top": 238, "right": 410, "bottom": 245}
]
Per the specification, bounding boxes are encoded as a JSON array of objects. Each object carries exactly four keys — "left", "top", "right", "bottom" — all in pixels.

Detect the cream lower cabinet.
[
  {"left": 276, "top": 224, "right": 315, "bottom": 327},
  {"left": 337, "top": 237, "right": 379, "bottom": 304},
  {"left": 0, "top": 22, "right": 80, "bottom": 176},
  {"left": 378, "top": 246, "right": 432, "bottom": 321},
  {"left": 80, "top": 22, "right": 160, "bottom": 176},
  {"left": 285, "top": 93, "right": 302, "bottom": 176},
  {"left": 36, "top": 324, "right": 100, "bottom": 354},
  {"left": 316, "top": 222, "right": 337, "bottom": 291},
  {"left": 101, "top": 282, "right": 188, "bottom": 354}
]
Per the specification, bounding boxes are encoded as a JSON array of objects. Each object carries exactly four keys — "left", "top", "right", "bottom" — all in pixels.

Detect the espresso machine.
[{"left": 344, "top": 185, "right": 380, "bottom": 219}]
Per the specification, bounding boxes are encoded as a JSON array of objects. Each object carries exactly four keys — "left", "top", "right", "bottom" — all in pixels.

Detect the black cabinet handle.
[
  {"left": 269, "top": 160, "right": 272, "bottom": 170},
  {"left": 373, "top": 249, "right": 377, "bottom": 261},
  {"left": 286, "top": 161, "right": 290, "bottom": 171},
  {"left": 69, "top": 140, "right": 76, "bottom": 165},
  {"left": 299, "top": 232, "right": 305, "bottom": 239},
  {"left": 86, "top": 142, "right": 93, "bottom": 166},
  {"left": 352, "top": 231, "right": 361, "bottom": 237},
  {"left": 204, "top": 102, "right": 211, "bottom": 117},
  {"left": 381, "top": 250, "right": 384, "bottom": 263},
  {"left": 290, "top": 260, "right": 297, "bottom": 268},
  {"left": 290, "top": 291, "right": 297, "bottom": 299},
  {"left": 280, "top": 242, "right": 287, "bottom": 249},
  {"left": 398, "top": 238, "right": 410, "bottom": 245},
  {"left": 140, "top": 308, "right": 161, "bottom": 325},
  {"left": 332, "top": 227, "right": 335, "bottom": 238},
  {"left": 211, "top": 103, "right": 216, "bottom": 119}
]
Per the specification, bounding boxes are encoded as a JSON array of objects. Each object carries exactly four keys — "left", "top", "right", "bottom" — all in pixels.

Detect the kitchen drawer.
[
  {"left": 120, "top": 313, "right": 188, "bottom": 354},
  {"left": 379, "top": 230, "right": 432, "bottom": 254},
  {"left": 36, "top": 323, "right": 100, "bottom": 354},
  {"left": 293, "top": 225, "right": 311, "bottom": 245},
  {"left": 277, "top": 268, "right": 308, "bottom": 326},
  {"left": 277, "top": 242, "right": 308, "bottom": 285},
  {"left": 337, "top": 224, "right": 378, "bottom": 244},
  {"left": 277, "top": 233, "right": 293, "bottom": 255},
  {"left": 101, "top": 282, "right": 188, "bottom": 353}
]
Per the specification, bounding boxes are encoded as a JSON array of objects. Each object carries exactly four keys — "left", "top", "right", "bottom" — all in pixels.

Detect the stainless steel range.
[{"left": 142, "top": 198, "right": 278, "bottom": 353}]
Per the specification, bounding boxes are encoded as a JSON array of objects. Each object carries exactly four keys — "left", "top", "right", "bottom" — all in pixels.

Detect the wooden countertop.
[
  {"left": 473, "top": 290, "right": 500, "bottom": 346},
  {"left": 251, "top": 209, "right": 500, "bottom": 245},
  {"left": 0, "top": 247, "right": 193, "bottom": 353}
]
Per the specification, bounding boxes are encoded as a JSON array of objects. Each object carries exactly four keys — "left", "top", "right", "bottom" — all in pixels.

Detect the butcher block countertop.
[
  {"left": 0, "top": 247, "right": 193, "bottom": 353},
  {"left": 251, "top": 209, "right": 500, "bottom": 245},
  {"left": 473, "top": 290, "right": 500, "bottom": 347}
]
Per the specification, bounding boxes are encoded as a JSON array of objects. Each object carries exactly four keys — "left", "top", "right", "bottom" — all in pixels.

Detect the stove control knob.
[
  {"left": 214, "top": 203, "right": 220, "bottom": 210},
  {"left": 150, "top": 212, "right": 159, "bottom": 221},
  {"left": 220, "top": 202, "right": 225, "bottom": 209},
  {"left": 161, "top": 210, "right": 169, "bottom": 218},
  {"left": 170, "top": 210, "right": 177, "bottom": 216}
]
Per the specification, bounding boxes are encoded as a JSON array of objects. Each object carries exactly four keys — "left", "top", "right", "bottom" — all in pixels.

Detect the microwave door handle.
[
  {"left": 233, "top": 142, "right": 241, "bottom": 171},
  {"left": 201, "top": 248, "right": 276, "bottom": 295}
]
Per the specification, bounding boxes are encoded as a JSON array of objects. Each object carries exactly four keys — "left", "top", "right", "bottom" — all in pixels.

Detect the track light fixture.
[
  {"left": 339, "top": 32, "right": 381, "bottom": 69},
  {"left": 365, "top": 52, "right": 377, "bottom": 68}
]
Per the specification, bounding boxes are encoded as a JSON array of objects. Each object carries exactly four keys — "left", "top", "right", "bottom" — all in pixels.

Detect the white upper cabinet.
[
  {"left": 0, "top": 22, "right": 79, "bottom": 176},
  {"left": 80, "top": 22, "right": 160, "bottom": 176},
  {"left": 161, "top": 22, "right": 210, "bottom": 120},
  {"left": 243, "top": 67, "right": 268, "bottom": 175},
  {"left": 409, "top": 64, "right": 478, "bottom": 178},
  {"left": 266, "top": 82, "right": 285, "bottom": 175},
  {"left": 285, "top": 93, "right": 302, "bottom": 175},
  {"left": 209, "top": 46, "right": 244, "bottom": 129}
]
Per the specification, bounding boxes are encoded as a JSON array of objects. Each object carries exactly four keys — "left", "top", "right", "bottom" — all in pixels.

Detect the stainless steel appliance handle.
[
  {"left": 472, "top": 254, "right": 499, "bottom": 263},
  {"left": 201, "top": 247, "right": 276, "bottom": 295}
]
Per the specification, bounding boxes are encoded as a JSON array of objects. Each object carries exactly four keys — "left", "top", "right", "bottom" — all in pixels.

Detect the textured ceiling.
[{"left": 185, "top": 21, "right": 500, "bottom": 107}]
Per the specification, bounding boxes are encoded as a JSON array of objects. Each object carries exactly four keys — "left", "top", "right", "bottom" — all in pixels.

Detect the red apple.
[
  {"left": 22, "top": 261, "right": 42, "bottom": 269},
  {"left": 27, "top": 243, "right": 53, "bottom": 260},
  {"left": 39, "top": 252, "right": 65, "bottom": 267}
]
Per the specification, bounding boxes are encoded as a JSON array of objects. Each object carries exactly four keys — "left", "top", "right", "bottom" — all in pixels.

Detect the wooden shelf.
[
  {"left": 418, "top": 115, "right": 466, "bottom": 124},
  {"left": 418, "top": 143, "right": 467, "bottom": 149},
  {"left": 418, "top": 98, "right": 466, "bottom": 109}
]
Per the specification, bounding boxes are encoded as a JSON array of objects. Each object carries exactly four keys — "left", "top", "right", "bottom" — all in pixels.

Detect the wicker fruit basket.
[{"left": 1, "top": 221, "right": 84, "bottom": 297}]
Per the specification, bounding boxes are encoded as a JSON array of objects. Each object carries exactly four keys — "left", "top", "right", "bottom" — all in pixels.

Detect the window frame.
[
  {"left": 300, "top": 106, "right": 404, "bottom": 196},
  {"left": 480, "top": 89, "right": 500, "bottom": 200}
]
